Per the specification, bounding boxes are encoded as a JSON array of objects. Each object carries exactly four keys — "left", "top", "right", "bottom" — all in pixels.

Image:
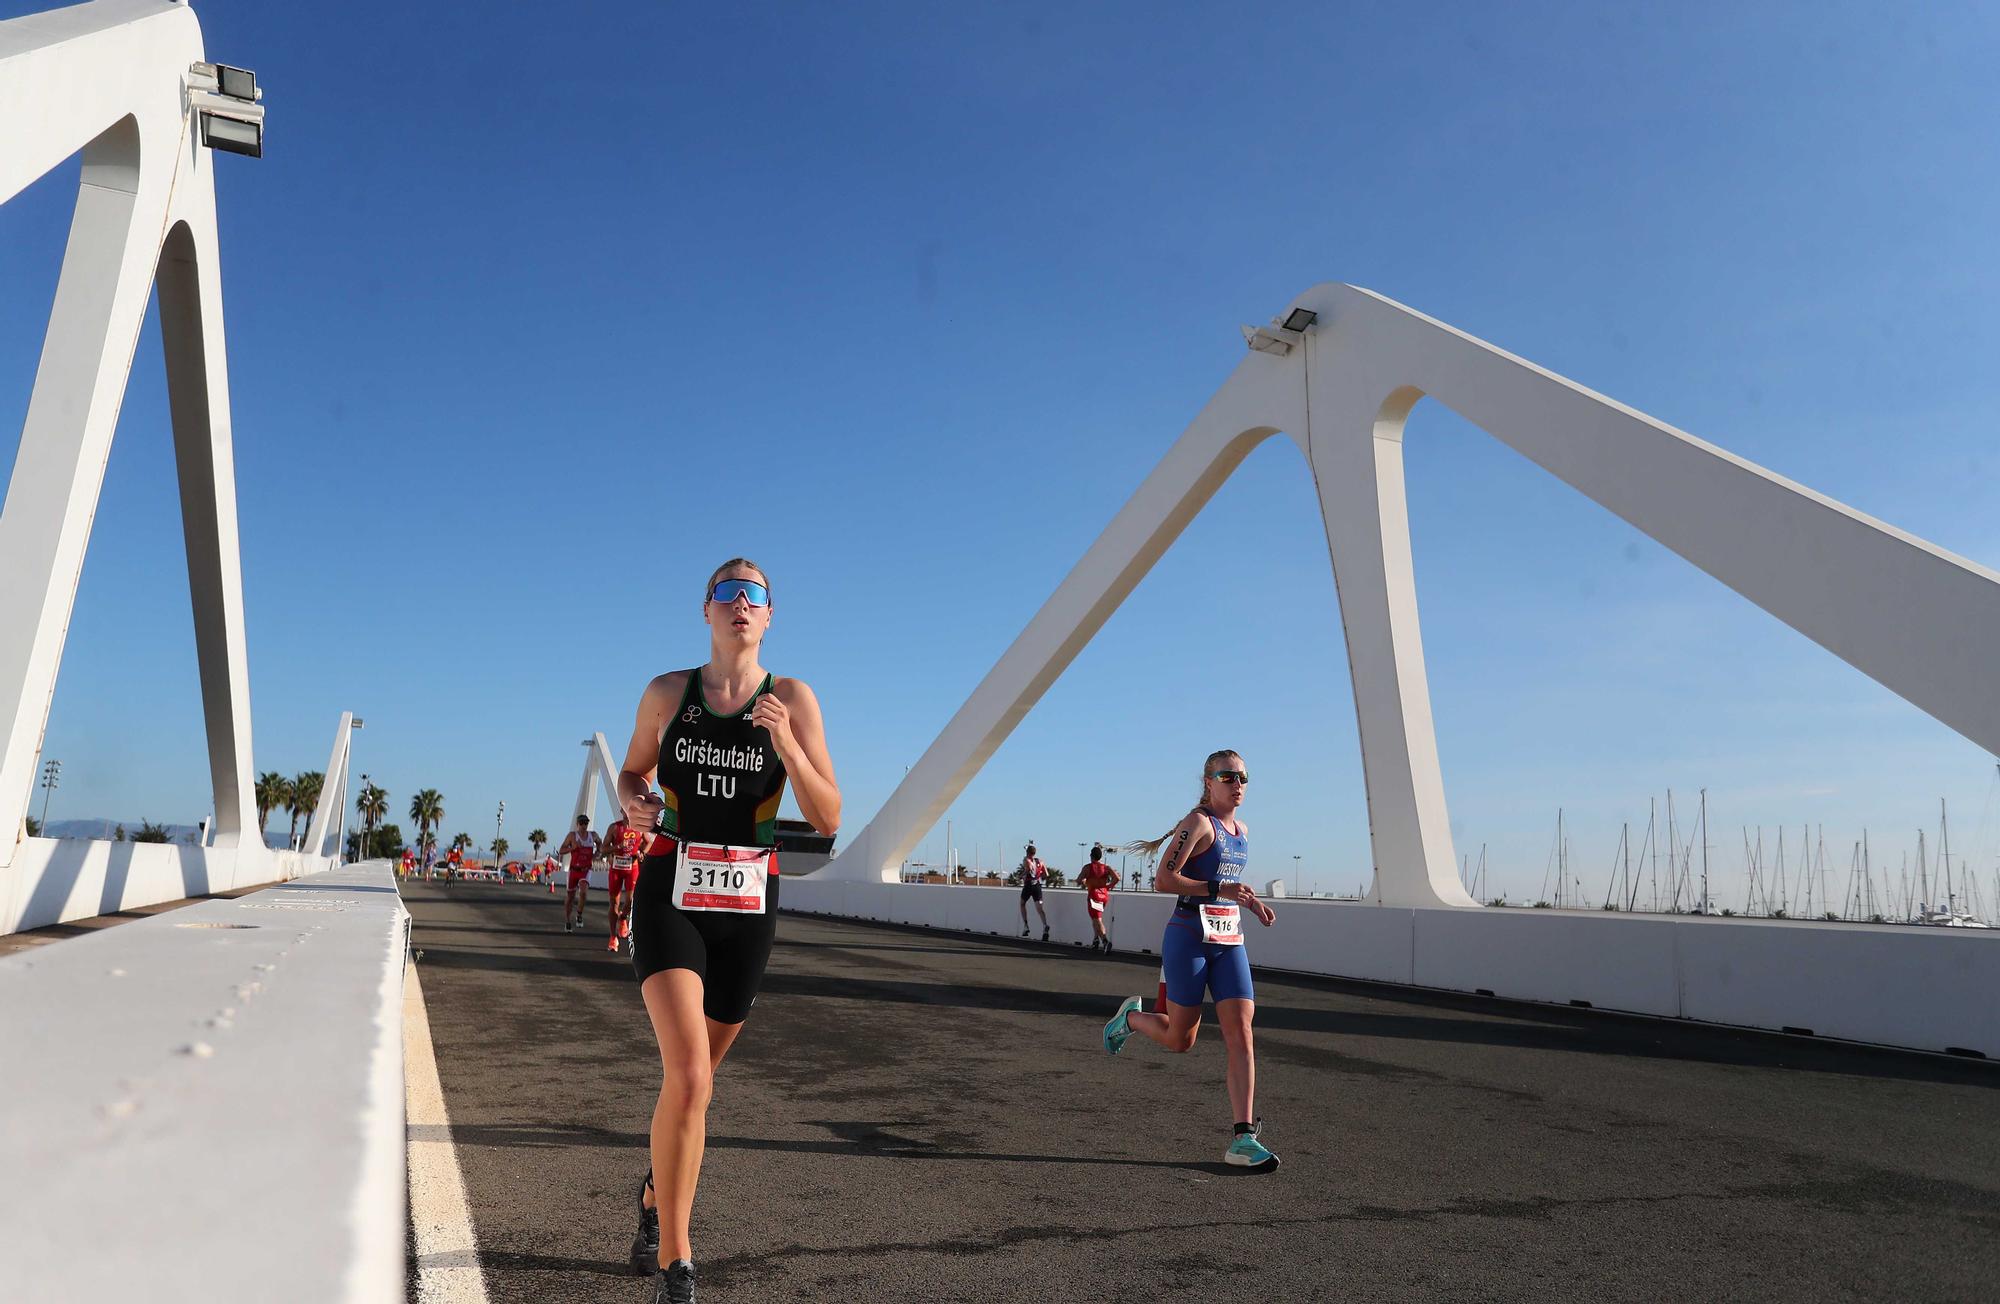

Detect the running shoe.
[
  {"left": 1224, "top": 1122, "right": 1280, "bottom": 1172},
  {"left": 606, "top": 936, "right": 619, "bottom": 952},
  {"left": 564, "top": 920, "right": 574, "bottom": 933},
  {"left": 652, "top": 1259, "right": 696, "bottom": 1303},
  {"left": 629, "top": 1174, "right": 659, "bottom": 1275},
  {"left": 1102, "top": 995, "right": 1143, "bottom": 1055},
  {"left": 1020, "top": 926, "right": 1029, "bottom": 937},
  {"left": 1041, "top": 926, "right": 1050, "bottom": 942}
]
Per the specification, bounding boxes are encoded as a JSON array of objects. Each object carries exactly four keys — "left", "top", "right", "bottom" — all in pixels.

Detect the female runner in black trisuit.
[{"left": 616, "top": 559, "right": 840, "bottom": 1304}]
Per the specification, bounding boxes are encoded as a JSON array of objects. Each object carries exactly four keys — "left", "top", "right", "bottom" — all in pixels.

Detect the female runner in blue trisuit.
[{"left": 1103, "top": 748, "right": 1280, "bottom": 1170}]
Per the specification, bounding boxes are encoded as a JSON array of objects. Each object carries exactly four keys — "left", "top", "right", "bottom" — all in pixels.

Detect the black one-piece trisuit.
[{"left": 630, "top": 669, "right": 789, "bottom": 1023}]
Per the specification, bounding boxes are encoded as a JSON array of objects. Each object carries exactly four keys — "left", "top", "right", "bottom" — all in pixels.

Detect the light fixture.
[
  {"left": 216, "top": 65, "right": 257, "bottom": 102},
  {"left": 190, "top": 61, "right": 265, "bottom": 159},
  {"left": 198, "top": 112, "right": 260, "bottom": 157},
  {"left": 1242, "top": 305, "right": 1321, "bottom": 356},
  {"left": 1242, "top": 324, "right": 1294, "bottom": 356}
]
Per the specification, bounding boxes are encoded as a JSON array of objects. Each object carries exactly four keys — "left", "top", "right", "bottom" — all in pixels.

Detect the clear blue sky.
[{"left": 5, "top": 0, "right": 2000, "bottom": 908}]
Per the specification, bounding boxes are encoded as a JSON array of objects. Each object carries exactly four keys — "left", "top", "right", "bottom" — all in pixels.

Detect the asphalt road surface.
[{"left": 404, "top": 879, "right": 2000, "bottom": 1303}]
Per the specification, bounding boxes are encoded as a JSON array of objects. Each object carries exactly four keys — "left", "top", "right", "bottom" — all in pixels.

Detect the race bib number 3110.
[{"left": 672, "top": 843, "right": 770, "bottom": 913}]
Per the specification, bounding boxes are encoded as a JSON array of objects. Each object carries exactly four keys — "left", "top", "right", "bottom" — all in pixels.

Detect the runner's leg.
[
  {"left": 1124, "top": 998, "right": 1201, "bottom": 1052},
  {"left": 640, "top": 969, "right": 713, "bottom": 1267},
  {"left": 1216, "top": 997, "right": 1256, "bottom": 1125},
  {"left": 638, "top": 1014, "right": 742, "bottom": 1215}
]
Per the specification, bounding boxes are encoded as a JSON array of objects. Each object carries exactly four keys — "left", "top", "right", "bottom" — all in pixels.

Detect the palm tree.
[
  {"left": 289, "top": 771, "right": 324, "bottom": 850},
  {"left": 492, "top": 836, "right": 509, "bottom": 865},
  {"left": 451, "top": 832, "right": 473, "bottom": 853},
  {"left": 255, "top": 771, "right": 290, "bottom": 835},
  {"left": 356, "top": 782, "right": 389, "bottom": 859},
  {"left": 409, "top": 789, "right": 444, "bottom": 861},
  {"left": 529, "top": 828, "right": 548, "bottom": 862}
]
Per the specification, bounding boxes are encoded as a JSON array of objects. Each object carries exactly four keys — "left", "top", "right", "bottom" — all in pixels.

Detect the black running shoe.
[
  {"left": 629, "top": 1173, "right": 659, "bottom": 1275},
  {"left": 1041, "top": 926, "right": 1050, "bottom": 942},
  {"left": 651, "top": 1259, "right": 696, "bottom": 1303}
]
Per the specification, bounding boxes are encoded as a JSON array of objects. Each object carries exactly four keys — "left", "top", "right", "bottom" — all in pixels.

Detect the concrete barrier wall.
[
  {"left": 781, "top": 877, "right": 2000, "bottom": 1059},
  {"left": 0, "top": 835, "right": 326, "bottom": 934},
  {"left": 0, "top": 862, "right": 411, "bottom": 1303}
]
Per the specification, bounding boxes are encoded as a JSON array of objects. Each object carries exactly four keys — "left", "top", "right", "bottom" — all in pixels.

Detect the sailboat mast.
[
  {"left": 1941, "top": 798, "right": 1955, "bottom": 913},
  {"left": 1648, "top": 798, "right": 1659, "bottom": 912},
  {"left": 1623, "top": 821, "right": 1632, "bottom": 912},
  {"left": 1699, "top": 788, "right": 1710, "bottom": 916}
]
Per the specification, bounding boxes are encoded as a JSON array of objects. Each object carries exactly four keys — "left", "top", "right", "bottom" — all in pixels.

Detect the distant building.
[{"left": 775, "top": 818, "right": 835, "bottom": 874}]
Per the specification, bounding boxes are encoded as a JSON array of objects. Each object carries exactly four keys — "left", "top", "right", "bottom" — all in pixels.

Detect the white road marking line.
[{"left": 403, "top": 961, "right": 491, "bottom": 1304}]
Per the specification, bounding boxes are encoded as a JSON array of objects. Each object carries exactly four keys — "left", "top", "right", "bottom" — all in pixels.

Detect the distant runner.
[
  {"left": 604, "top": 815, "right": 646, "bottom": 953},
  {"left": 1102, "top": 749, "right": 1280, "bottom": 1171},
  {"left": 555, "top": 815, "right": 599, "bottom": 933},
  {"left": 1078, "top": 844, "right": 1119, "bottom": 953},
  {"left": 1018, "top": 843, "right": 1050, "bottom": 941},
  {"left": 399, "top": 847, "right": 414, "bottom": 881},
  {"left": 616, "top": 558, "right": 841, "bottom": 1303}
]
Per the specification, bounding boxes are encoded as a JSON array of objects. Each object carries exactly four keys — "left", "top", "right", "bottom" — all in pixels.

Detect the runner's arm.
[
  {"left": 1150, "top": 813, "right": 1247, "bottom": 901},
  {"left": 617, "top": 673, "right": 680, "bottom": 828},
  {"left": 767, "top": 677, "right": 841, "bottom": 836}
]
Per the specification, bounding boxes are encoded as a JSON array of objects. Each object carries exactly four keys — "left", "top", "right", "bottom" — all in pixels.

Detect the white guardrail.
[
  {"left": 781, "top": 878, "right": 2000, "bottom": 1060},
  {"left": 0, "top": 862, "right": 410, "bottom": 1303}
]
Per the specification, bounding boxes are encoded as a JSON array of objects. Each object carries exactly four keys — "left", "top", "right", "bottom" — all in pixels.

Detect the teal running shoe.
[
  {"left": 1224, "top": 1122, "right": 1280, "bottom": 1172},
  {"left": 1102, "top": 996, "right": 1143, "bottom": 1055}
]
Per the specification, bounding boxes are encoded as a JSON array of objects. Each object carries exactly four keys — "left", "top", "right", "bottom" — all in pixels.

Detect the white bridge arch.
[
  {"left": 0, "top": 1, "right": 338, "bottom": 929},
  {"left": 819, "top": 283, "right": 2000, "bottom": 904}
]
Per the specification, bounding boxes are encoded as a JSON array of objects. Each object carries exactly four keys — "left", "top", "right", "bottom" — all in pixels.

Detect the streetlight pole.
[
  {"left": 1292, "top": 854, "right": 1301, "bottom": 898},
  {"left": 356, "top": 772, "right": 370, "bottom": 859},
  {"left": 496, "top": 800, "right": 505, "bottom": 872},
  {"left": 37, "top": 758, "right": 61, "bottom": 829}
]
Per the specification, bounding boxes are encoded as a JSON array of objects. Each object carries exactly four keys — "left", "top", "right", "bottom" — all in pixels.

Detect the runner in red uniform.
[
  {"left": 399, "top": 848, "right": 415, "bottom": 881},
  {"left": 1078, "top": 844, "right": 1120, "bottom": 953},
  {"left": 604, "top": 816, "right": 646, "bottom": 953},
  {"left": 544, "top": 855, "right": 560, "bottom": 894},
  {"left": 555, "top": 815, "right": 600, "bottom": 933}
]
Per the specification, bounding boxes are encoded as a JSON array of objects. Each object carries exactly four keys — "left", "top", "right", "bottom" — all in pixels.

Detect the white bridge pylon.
[
  {"left": 820, "top": 283, "right": 2000, "bottom": 905},
  {"left": 0, "top": 2, "right": 269, "bottom": 895},
  {"left": 571, "top": 733, "right": 624, "bottom": 832}
]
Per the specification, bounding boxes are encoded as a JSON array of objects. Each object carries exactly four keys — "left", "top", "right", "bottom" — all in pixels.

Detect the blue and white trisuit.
[{"left": 1158, "top": 812, "right": 1254, "bottom": 1007}]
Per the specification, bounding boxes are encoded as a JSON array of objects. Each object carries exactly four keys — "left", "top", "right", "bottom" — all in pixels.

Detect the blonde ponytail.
[{"left": 1124, "top": 748, "right": 1241, "bottom": 861}]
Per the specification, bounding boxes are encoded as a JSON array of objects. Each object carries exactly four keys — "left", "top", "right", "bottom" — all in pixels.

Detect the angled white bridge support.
[
  {"left": 0, "top": 2, "right": 318, "bottom": 930},
  {"left": 820, "top": 284, "right": 2000, "bottom": 907},
  {"left": 571, "top": 732, "right": 624, "bottom": 831}
]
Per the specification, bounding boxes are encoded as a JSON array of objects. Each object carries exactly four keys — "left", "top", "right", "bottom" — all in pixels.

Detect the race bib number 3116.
[
  {"left": 672, "top": 843, "right": 770, "bottom": 913},
  {"left": 1200, "top": 902, "right": 1243, "bottom": 945}
]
